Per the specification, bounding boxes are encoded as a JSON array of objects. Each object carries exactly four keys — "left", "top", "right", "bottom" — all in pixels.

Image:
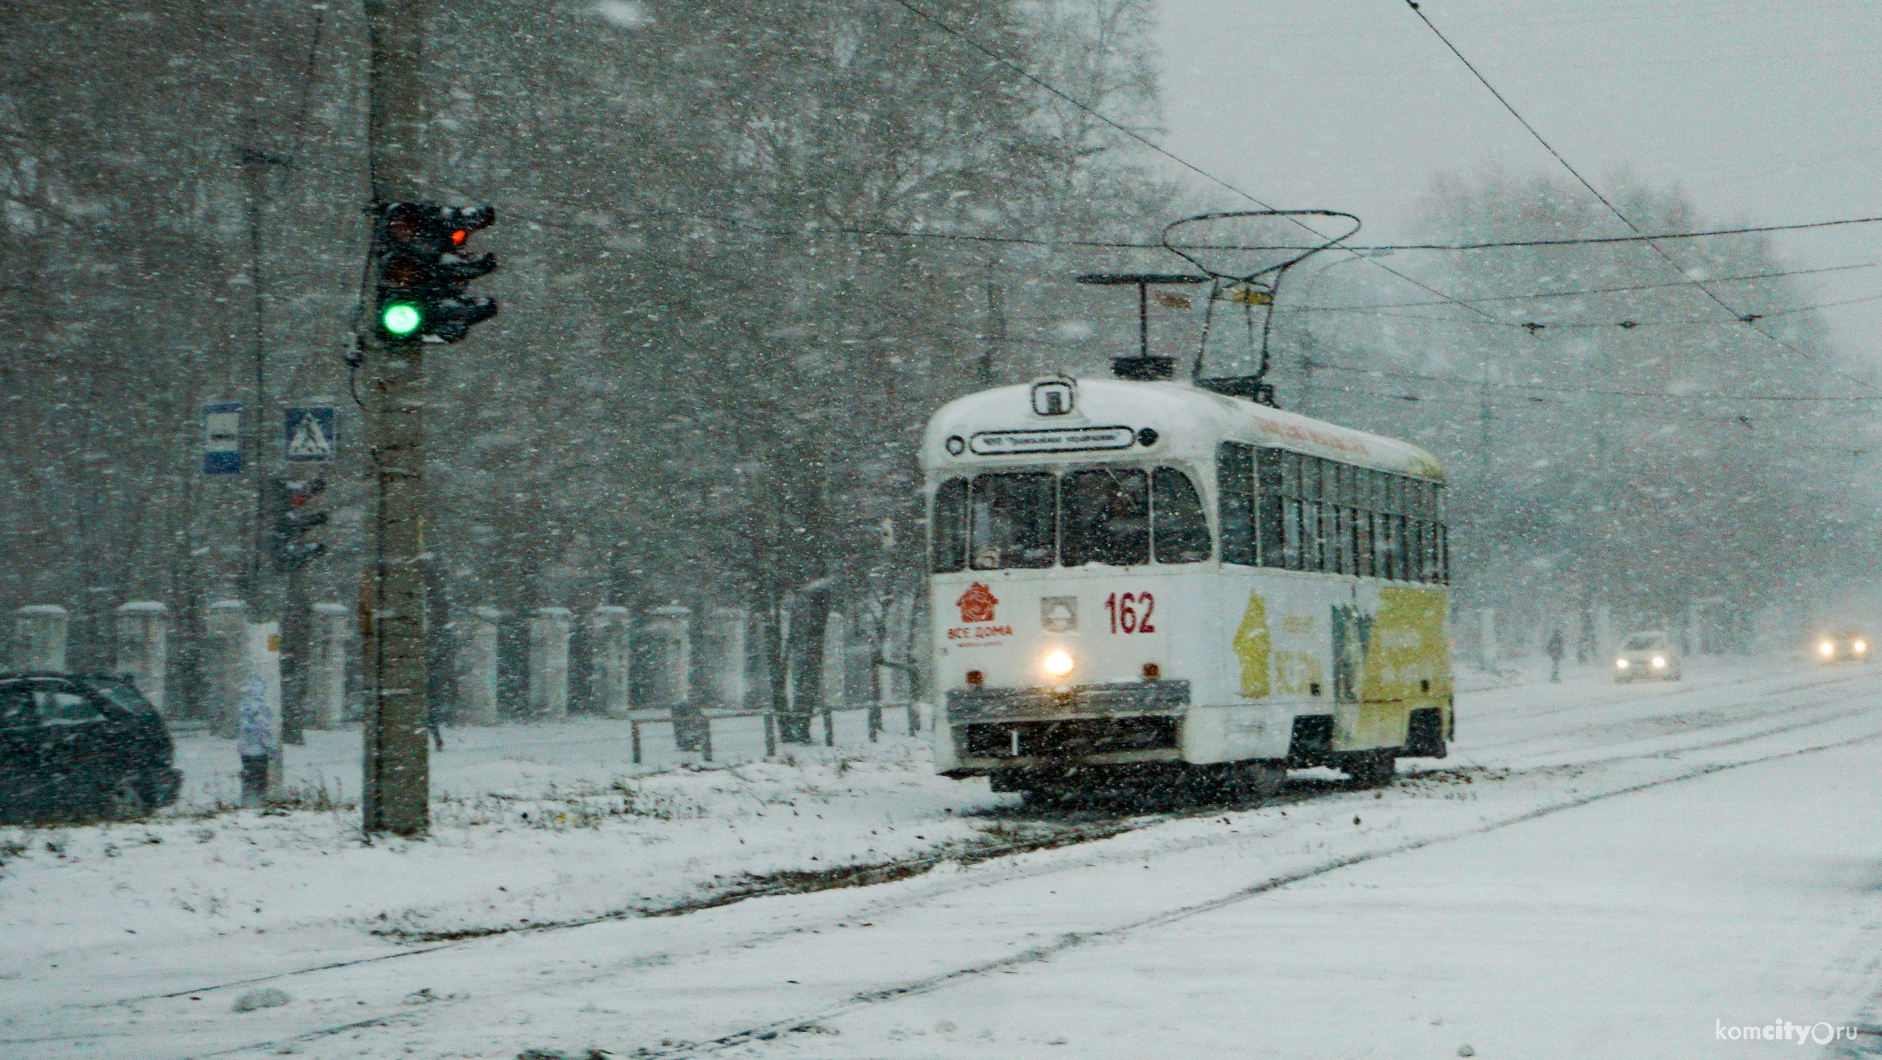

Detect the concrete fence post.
[
  {"left": 590, "top": 605, "right": 634, "bottom": 718},
  {"left": 307, "top": 603, "right": 348, "bottom": 729},
  {"left": 457, "top": 607, "right": 501, "bottom": 726},
  {"left": 642, "top": 605, "right": 703, "bottom": 751},
  {"left": 698, "top": 608, "right": 748, "bottom": 710},
  {"left": 15, "top": 605, "right": 69, "bottom": 672},
  {"left": 114, "top": 602, "right": 169, "bottom": 714},
  {"left": 206, "top": 599, "right": 248, "bottom": 738},
  {"left": 528, "top": 606, "right": 572, "bottom": 720},
  {"left": 1478, "top": 607, "right": 1498, "bottom": 673}
]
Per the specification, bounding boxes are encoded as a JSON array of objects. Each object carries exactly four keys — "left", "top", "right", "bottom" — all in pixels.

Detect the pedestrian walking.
[
  {"left": 1547, "top": 628, "right": 1566, "bottom": 683},
  {"left": 237, "top": 672, "right": 275, "bottom": 808}
]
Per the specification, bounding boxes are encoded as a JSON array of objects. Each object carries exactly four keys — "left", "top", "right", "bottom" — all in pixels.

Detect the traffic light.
[
  {"left": 373, "top": 202, "right": 499, "bottom": 344},
  {"left": 268, "top": 477, "right": 328, "bottom": 572}
]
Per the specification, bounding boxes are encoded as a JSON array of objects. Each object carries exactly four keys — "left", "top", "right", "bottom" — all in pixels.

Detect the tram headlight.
[
  {"left": 1820, "top": 640, "right": 1836, "bottom": 657},
  {"left": 1615, "top": 658, "right": 1628, "bottom": 670},
  {"left": 1043, "top": 650, "right": 1075, "bottom": 678},
  {"left": 1651, "top": 655, "right": 1667, "bottom": 669}
]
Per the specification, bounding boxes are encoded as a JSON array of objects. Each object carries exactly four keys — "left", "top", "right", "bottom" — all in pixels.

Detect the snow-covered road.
[{"left": 7, "top": 656, "right": 1882, "bottom": 1059}]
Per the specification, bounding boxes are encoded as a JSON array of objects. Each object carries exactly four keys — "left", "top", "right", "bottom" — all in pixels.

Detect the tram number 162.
[{"left": 1103, "top": 592, "right": 1156, "bottom": 635}]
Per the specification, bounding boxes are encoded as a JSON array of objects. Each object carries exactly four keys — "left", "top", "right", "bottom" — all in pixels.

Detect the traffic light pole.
[{"left": 360, "top": 0, "right": 431, "bottom": 837}]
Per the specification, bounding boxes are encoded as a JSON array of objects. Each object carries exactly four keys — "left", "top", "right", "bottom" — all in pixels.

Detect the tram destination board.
[{"left": 969, "top": 425, "right": 1136, "bottom": 455}]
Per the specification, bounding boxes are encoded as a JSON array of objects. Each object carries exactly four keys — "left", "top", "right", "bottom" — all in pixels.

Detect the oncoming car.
[
  {"left": 1814, "top": 631, "right": 1869, "bottom": 664},
  {"left": 1613, "top": 632, "right": 1680, "bottom": 682}
]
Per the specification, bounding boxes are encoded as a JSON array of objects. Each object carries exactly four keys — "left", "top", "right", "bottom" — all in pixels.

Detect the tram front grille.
[{"left": 960, "top": 716, "right": 1179, "bottom": 759}]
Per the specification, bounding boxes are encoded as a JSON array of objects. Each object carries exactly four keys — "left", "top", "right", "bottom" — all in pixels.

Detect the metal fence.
[{"left": 627, "top": 700, "right": 925, "bottom": 765}]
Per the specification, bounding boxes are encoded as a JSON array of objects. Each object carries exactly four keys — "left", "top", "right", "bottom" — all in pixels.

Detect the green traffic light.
[{"left": 381, "top": 302, "right": 422, "bottom": 336}]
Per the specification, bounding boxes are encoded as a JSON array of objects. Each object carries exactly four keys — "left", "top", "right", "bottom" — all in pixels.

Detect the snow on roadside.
[
  {"left": 3, "top": 652, "right": 1864, "bottom": 1018},
  {"left": 0, "top": 731, "right": 1012, "bottom": 1005}
]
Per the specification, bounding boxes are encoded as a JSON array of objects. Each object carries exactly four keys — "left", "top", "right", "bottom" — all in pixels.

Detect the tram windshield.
[{"left": 930, "top": 467, "right": 1211, "bottom": 572}]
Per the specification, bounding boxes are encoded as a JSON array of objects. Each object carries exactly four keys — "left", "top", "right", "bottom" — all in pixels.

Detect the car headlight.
[
  {"left": 1615, "top": 658, "right": 1629, "bottom": 669},
  {"left": 1043, "top": 650, "right": 1075, "bottom": 678},
  {"left": 1857, "top": 640, "right": 1868, "bottom": 654},
  {"left": 1651, "top": 656, "right": 1667, "bottom": 668}
]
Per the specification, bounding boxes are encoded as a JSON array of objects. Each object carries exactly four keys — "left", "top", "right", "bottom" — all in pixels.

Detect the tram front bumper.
[{"left": 942, "top": 680, "right": 1190, "bottom": 776}]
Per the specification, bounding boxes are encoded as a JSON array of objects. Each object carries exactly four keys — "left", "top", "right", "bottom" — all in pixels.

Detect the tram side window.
[
  {"left": 1061, "top": 468, "right": 1149, "bottom": 567},
  {"left": 1215, "top": 442, "right": 1256, "bottom": 566},
  {"left": 1278, "top": 450, "right": 1304, "bottom": 570},
  {"left": 1298, "top": 455, "right": 1321, "bottom": 571},
  {"left": 1152, "top": 468, "right": 1211, "bottom": 563},
  {"left": 1251, "top": 449, "right": 1285, "bottom": 567},
  {"left": 1354, "top": 469, "right": 1375, "bottom": 578},
  {"left": 970, "top": 473, "right": 1056, "bottom": 570},
  {"left": 1334, "top": 464, "right": 1356, "bottom": 575},
  {"left": 932, "top": 478, "right": 967, "bottom": 573}
]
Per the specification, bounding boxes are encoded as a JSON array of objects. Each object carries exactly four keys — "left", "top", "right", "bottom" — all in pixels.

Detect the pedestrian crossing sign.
[{"left": 284, "top": 407, "right": 336, "bottom": 462}]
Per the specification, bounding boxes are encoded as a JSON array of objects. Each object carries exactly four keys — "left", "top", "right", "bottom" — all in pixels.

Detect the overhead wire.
[
  {"left": 877, "top": 0, "right": 1508, "bottom": 325},
  {"left": 509, "top": 198, "right": 1882, "bottom": 257},
  {"left": 466, "top": 3, "right": 1882, "bottom": 357},
  {"left": 1306, "top": 357, "right": 1882, "bottom": 403},
  {"left": 1297, "top": 262, "right": 1875, "bottom": 312},
  {"left": 1291, "top": 290, "right": 1882, "bottom": 332},
  {"left": 1399, "top": 0, "right": 1877, "bottom": 390},
  {"left": 502, "top": 201, "right": 1882, "bottom": 340},
  {"left": 1207, "top": 215, "right": 1882, "bottom": 253}
]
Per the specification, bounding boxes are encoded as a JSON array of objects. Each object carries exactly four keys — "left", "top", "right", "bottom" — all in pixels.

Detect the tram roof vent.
[
  {"left": 1075, "top": 272, "right": 1204, "bottom": 387},
  {"left": 1112, "top": 356, "right": 1174, "bottom": 382},
  {"left": 1197, "top": 375, "right": 1276, "bottom": 405}
]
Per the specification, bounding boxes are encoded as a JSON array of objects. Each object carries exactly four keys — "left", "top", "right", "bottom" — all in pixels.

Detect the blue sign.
[
  {"left": 284, "top": 407, "right": 336, "bottom": 462},
  {"left": 203, "top": 403, "right": 242, "bottom": 474}
]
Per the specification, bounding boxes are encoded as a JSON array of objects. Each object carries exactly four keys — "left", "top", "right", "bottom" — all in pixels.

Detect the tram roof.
[{"left": 923, "top": 377, "right": 1446, "bottom": 482}]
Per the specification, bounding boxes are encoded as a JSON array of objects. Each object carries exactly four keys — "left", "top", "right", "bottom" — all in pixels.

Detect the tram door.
[{"left": 1331, "top": 602, "right": 1372, "bottom": 704}]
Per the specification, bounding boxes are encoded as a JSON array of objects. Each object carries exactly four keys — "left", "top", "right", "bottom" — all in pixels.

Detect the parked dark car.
[{"left": 0, "top": 672, "right": 181, "bottom": 823}]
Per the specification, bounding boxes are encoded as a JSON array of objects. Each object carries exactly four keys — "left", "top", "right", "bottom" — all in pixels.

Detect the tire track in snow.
[
  {"left": 82, "top": 670, "right": 1882, "bottom": 1058},
  {"left": 614, "top": 724, "right": 1882, "bottom": 1060},
  {"left": 194, "top": 704, "right": 1882, "bottom": 1060}
]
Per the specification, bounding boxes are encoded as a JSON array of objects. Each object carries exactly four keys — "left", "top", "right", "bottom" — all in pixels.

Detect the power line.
[
  {"left": 1252, "top": 214, "right": 1882, "bottom": 252},
  {"left": 1292, "top": 290, "right": 1882, "bottom": 332},
  {"left": 517, "top": 198, "right": 1882, "bottom": 258},
  {"left": 1308, "top": 357, "right": 1882, "bottom": 403},
  {"left": 506, "top": 201, "right": 1882, "bottom": 338},
  {"left": 1298, "top": 263, "right": 1875, "bottom": 311},
  {"left": 878, "top": 0, "right": 1506, "bottom": 325},
  {"left": 1400, "top": 0, "right": 1875, "bottom": 390}
]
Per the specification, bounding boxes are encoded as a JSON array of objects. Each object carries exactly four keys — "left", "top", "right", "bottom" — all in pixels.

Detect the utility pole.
[
  {"left": 978, "top": 259, "right": 1002, "bottom": 385},
  {"left": 238, "top": 124, "right": 298, "bottom": 798},
  {"left": 360, "top": 0, "right": 431, "bottom": 837}
]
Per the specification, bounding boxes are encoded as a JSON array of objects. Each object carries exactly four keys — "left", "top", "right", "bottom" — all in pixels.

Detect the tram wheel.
[
  {"left": 1020, "top": 787, "right": 1066, "bottom": 810},
  {"left": 1344, "top": 751, "right": 1396, "bottom": 789},
  {"left": 1230, "top": 761, "right": 1286, "bottom": 803}
]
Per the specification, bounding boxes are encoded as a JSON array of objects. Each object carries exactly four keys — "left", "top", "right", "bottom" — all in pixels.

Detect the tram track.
[
  {"left": 1464, "top": 664, "right": 1871, "bottom": 749},
  {"left": 29, "top": 666, "right": 1882, "bottom": 1059},
  {"left": 88, "top": 670, "right": 1882, "bottom": 1016},
  {"left": 616, "top": 722, "right": 1882, "bottom": 1060},
  {"left": 138, "top": 674, "right": 1882, "bottom": 1059}
]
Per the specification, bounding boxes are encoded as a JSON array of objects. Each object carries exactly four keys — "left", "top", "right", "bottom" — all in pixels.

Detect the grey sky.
[{"left": 1154, "top": 0, "right": 1882, "bottom": 360}]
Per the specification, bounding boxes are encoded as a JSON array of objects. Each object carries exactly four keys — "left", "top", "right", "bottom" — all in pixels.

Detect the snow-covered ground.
[{"left": 7, "top": 654, "right": 1882, "bottom": 1058}]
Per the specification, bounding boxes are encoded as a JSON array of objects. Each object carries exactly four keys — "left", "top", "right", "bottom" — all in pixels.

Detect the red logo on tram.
[{"left": 957, "top": 582, "right": 998, "bottom": 623}]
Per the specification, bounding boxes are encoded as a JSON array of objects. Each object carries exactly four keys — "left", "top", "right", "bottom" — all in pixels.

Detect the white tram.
[{"left": 922, "top": 373, "right": 1452, "bottom": 802}]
